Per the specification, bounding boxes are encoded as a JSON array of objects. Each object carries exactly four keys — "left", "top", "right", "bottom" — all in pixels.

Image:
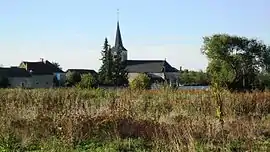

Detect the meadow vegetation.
[{"left": 0, "top": 88, "right": 270, "bottom": 151}]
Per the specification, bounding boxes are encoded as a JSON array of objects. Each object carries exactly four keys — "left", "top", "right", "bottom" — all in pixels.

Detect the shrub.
[
  {"left": 77, "top": 74, "right": 98, "bottom": 89},
  {"left": 129, "top": 73, "right": 151, "bottom": 90},
  {"left": 65, "top": 71, "right": 81, "bottom": 86}
]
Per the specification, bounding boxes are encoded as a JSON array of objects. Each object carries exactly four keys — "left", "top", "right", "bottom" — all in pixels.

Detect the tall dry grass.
[{"left": 0, "top": 88, "right": 270, "bottom": 151}]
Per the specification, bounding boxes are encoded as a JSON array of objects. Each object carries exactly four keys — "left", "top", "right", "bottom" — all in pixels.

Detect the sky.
[{"left": 0, "top": 0, "right": 269, "bottom": 71}]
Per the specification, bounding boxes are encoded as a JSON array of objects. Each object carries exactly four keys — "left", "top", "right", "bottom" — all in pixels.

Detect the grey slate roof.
[
  {"left": 66, "top": 69, "right": 97, "bottom": 76},
  {"left": 21, "top": 60, "right": 64, "bottom": 75},
  {"left": 0, "top": 67, "right": 31, "bottom": 77},
  {"left": 124, "top": 60, "right": 179, "bottom": 73}
]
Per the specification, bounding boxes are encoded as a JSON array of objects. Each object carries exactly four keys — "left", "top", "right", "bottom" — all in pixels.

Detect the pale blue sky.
[{"left": 0, "top": 0, "right": 269, "bottom": 71}]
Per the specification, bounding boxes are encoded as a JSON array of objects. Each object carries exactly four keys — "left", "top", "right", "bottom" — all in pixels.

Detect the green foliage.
[
  {"left": 0, "top": 135, "right": 150, "bottom": 152},
  {"left": 51, "top": 62, "right": 62, "bottom": 70},
  {"left": 98, "top": 38, "right": 128, "bottom": 86},
  {"left": 256, "top": 72, "right": 270, "bottom": 90},
  {"left": 112, "top": 48, "right": 128, "bottom": 86},
  {"left": 0, "top": 76, "right": 9, "bottom": 88},
  {"left": 0, "top": 133, "right": 23, "bottom": 151},
  {"left": 179, "top": 69, "right": 209, "bottom": 85},
  {"left": 206, "top": 60, "right": 235, "bottom": 87},
  {"left": 77, "top": 74, "right": 98, "bottom": 89},
  {"left": 202, "top": 34, "right": 270, "bottom": 91},
  {"left": 98, "top": 38, "right": 114, "bottom": 85},
  {"left": 76, "top": 138, "right": 151, "bottom": 152},
  {"left": 130, "top": 73, "right": 151, "bottom": 90},
  {"left": 65, "top": 71, "right": 81, "bottom": 86}
]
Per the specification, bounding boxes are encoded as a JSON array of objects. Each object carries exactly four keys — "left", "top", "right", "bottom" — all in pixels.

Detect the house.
[
  {"left": 111, "top": 21, "right": 180, "bottom": 87},
  {"left": 19, "top": 59, "right": 65, "bottom": 88},
  {"left": 0, "top": 67, "right": 32, "bottom": 88}
]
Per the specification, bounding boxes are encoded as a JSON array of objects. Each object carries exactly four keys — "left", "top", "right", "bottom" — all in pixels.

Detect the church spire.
[
  {"left": 113, "top": 9, "right": 127, "bottom": 61},
  {"left": 115, "top": 9, "right": 124, "bottom": 48},
  {"left": 115, "top": 21, "right": 123, "bottom": 47}
]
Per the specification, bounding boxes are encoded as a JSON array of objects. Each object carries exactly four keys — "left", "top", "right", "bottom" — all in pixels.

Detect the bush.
[
  {"left": 256, "top": 72, "right": 270, "bottom": 90},
  {"left": 77, "top": 74, "right": 98, "bottom": 89},
  {"left": 129, "top": 73, "right": 151, "bottom": 90},
  {"left": 65, "top": 71, "right": 81, "bottom": 86}
]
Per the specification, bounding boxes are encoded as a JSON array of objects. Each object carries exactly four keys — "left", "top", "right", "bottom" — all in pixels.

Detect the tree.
[
  {"left": 98, "top": 38, "right": 114, "bottom": 85},
  {"left": 130, "top": 73, "right": 151, "bottom": 90},
  {"left": 77, "top": 74, "right": 98, "bottom": 89},
  {"left": 256, "top": 72, "right": 270, "bottom": 90},
  {"left": 52, "top": 62, "right": 62, "bottom": 70},
  {"left": 98, "top": 38, "right": 128, "bottom": 86},
  {"left": 195, "top": 70, "right": 210, "bottom": 85},
  {"left": 112, "top": 48, "right": 128, "bottom": 86},
  {"left": 179, "top": 70, "right": 194, "bottom": 85},
  {"left": 65, "top": 71, "right": 81, "bottom": 86},
  {"left": 201, "top": 34, "right": 270, "bottom": 91},
  {"left": 179, "top": 69, "right": 210, "bottom": 85}
]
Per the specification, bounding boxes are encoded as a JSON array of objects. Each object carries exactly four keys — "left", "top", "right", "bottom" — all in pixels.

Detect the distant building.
[
  {"left": 111, "top": 21, "right": 180, "bottom": 87},
  {"left": 0, "top": 67, "right": 31, "bottom": 88},
  {"left": 19, "top": 59, "right": 65, "bottom": 88}
]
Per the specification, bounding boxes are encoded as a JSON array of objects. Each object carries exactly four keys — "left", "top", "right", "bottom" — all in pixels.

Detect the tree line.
[
  {"left": 179, "top": 69, "right": 210, "bottom": 86},
  {"left": 1, "top": 34, "right": 270, "bottom": 91},
  {"left": 64, "top": 33, "right": 270, "bottom": 91},
  {"left": 202, "top": 34, "right": 270, "bottom": 91}
]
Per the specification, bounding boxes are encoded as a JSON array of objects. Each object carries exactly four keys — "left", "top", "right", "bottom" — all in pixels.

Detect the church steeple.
[
  {"left": 115, "top": 21, "right": 124, "bottom": 48},
  {"left": 112, "top": 9, "right": 127, "bottom": 61}
]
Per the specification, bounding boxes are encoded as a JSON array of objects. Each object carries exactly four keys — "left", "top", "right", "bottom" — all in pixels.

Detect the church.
[{"left": 110, "top": 21, "right": 180, "bottom": 87}]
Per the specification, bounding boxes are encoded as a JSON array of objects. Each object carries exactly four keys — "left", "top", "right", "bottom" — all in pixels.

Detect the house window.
[
  {"left": 36, "top": 82, "right": 39, "bottom": 85},
  {"left": 46, "top": 82, "right": 48, "bottom": 84}
]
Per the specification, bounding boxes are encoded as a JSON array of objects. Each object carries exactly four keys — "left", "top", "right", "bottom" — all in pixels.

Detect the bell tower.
[{"left": 112, "top": 9, "right": 127, "bottom": 62}]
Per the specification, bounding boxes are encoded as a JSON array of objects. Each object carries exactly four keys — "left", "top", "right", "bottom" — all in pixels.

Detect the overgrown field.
[{"left": 0, "top": 88, "right": 270, "bottom": 151}]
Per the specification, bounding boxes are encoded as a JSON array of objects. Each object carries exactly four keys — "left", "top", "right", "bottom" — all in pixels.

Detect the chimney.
[
  {"left": 40, "top": 58, "right": 46, "bottom": 63},
  {"left": 179, "top": 66, "right": 182, "bottom": 72}
]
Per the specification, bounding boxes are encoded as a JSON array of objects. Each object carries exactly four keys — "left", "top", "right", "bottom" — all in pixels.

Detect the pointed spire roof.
[{"left": 115, "top": 21, "right": 124, "bottom": 48}]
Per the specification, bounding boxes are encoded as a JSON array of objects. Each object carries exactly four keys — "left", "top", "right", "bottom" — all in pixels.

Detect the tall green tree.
[
  {"left": 201, "top": 34, "right": 270, "bottom": 91},
  {"left": 98, "top": 38, "right": 114, "bottom": 85},
  {"left": 112, "top": 49, "right": 128, "bottom": 86},
  {"left": 98, "top": 38, "right": 128, "bottom": 86}
]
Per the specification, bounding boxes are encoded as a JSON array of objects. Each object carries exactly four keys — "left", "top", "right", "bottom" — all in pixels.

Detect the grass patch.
[{"left": 0, "top": 88, "right": 270, "bottom": 151}]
